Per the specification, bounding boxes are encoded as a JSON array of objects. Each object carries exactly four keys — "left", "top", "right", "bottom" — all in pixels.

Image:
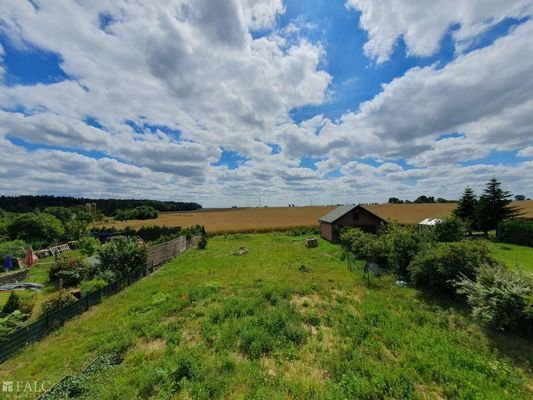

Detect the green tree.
[
  {"left": 78, "top": 236, "right": 101, "bottom": 256},
  {"left": 434, "top": 216, "right": 466, "bottom": 242},
  {"left": 414, "top": 195, "right": 435, "bottom": 203},
  {"left": 7, "top": 213, "right": 64, "bottom": 246},
  {"left": 476, "top": 179, "right": 522, "bottom": 234},
  {"left": 98, "top": 237, "right": 147, "bottom": 279},
  {"left": 44, "top": 207, "right": 73, "bottom": 223},
  {"left": 453, "top": 187, "right": 478, "bottom": 233},
  {"left": 64, "top": 218, "right": 88, "bottom": 241},
  {"left": 388, "top": 197, "right": 403, "bottom": 204}
]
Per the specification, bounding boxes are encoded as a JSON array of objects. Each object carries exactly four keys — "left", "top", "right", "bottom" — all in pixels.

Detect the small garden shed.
[{"left": 319, "top": 205, "right": 387, "bottom": 242}]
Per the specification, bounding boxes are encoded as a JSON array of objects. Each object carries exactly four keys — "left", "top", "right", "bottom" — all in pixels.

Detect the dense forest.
[{"left": 0, "top": 195, "right": 202, "bottom": 216}]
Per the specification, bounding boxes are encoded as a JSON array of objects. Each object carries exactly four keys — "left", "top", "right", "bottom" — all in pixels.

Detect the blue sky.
[{"left": 0, "top": 0, "right": 532, "bottom": 206}]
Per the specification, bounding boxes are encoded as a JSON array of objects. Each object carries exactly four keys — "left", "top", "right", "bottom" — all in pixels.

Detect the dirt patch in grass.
[
  {"left": 136, "top": 338, "right": 166, "bottom": 354},
  {"left": 261, "top": 357, "right": 277, "bottom": 377},
  {"left": 291, "top": 294, "right": 324, "bottom": 308},
  {"left": 330, "top": 287, "right": 363, "bottom": 302},
  {"left": 181, "top": 327, "right": 201, "bottom": 344},
  {"left": 415, "top": 383, "right": 446, "bottom": 400},
  {"left": 285, "top": 359, "right": 331, "bottom": 382}
]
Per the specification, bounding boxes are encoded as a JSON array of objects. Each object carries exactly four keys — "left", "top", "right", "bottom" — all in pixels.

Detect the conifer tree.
[
  {"left": 476, "top": 178, "right": 522, "bottom": 234},
  {"left": 453, "top": 187, "right": 478, "bottom": 234}
]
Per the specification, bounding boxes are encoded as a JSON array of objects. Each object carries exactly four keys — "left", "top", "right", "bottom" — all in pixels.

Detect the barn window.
[{"left": 353, "top": 210, "right": 359, "bottom": 221}]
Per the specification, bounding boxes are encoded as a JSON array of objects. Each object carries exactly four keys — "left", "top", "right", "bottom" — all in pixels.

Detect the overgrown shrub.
[
  {"left": 80, "top": 279, "right": 107, "bottom": 296},
  {"left": 2, "top": 292, "right": 20, "bottom": 314},
  {"left": 0, "top": 310, "right": 27, "bottom": 340},
  {"left": 78, "top": 236, "right": 101, "bottom": 256},
  {"left": 455, "top": 264, "right": 533, "bottom": 332},
  {"left": 198, "top": 235, "right": 208, "bottom": 250},
  {"left": 382, "top": 223, "right": 421, "bottom": 277},
  {"left": 434, "top": 216, "right": 466, "bottom": 242},
  {"left": 339, "top": 228, "right": 375, "bottom": 259},
  {"left": 98, "top": 237, "right": 147, "bottom": 279},
  {"left": 408, "top": 241, "right": 497, "bottom": 293},
  {"left": 49, "top": 257, "right": 98, "bottom": 287},
  {"left": 40, "top": 293, "right": 78, "bottom": 315},
  {"left": 497, "top": 219, "right": 533, "bottom": 247},
  {"left": 340, "top": 224, "right": 421, "bottom": 276}
]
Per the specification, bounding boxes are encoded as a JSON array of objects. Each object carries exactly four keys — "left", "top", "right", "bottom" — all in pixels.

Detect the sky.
[{"left": 0, "top": 0, "right": 532, "bottom": 208}]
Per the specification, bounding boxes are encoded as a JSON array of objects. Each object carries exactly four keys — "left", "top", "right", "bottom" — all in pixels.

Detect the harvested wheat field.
[{"left": 100, "top": 201, "right": 533, "bottom": 233}]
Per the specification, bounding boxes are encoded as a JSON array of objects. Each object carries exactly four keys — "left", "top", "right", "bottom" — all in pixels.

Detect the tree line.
[
  {"left": 388, "top": 195, "right": 455, "bottom": 204},
  {"left": 0, "top": 195, "right": 202, "bottom": 216}
]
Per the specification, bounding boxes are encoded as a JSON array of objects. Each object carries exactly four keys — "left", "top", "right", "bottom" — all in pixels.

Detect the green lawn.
[
  {"left": 491, "top": 242, "right": 533, "bottom": 273},
  {"left": 1, "top": 234, "right": 532, "bottom": 399}
]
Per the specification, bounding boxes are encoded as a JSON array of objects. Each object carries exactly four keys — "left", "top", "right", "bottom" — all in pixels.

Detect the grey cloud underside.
[{"left": 0, "top": 0, "right": 531, "bottom": 206}]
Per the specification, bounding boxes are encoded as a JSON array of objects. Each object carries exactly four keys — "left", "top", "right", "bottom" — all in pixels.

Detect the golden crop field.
[{"left": 99, "top": 200, "right": 533, "bottom": 234}]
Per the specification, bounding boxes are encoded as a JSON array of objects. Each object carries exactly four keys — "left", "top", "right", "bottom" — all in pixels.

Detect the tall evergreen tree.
[
  {"left": 476, "top": 178, "right": 522, "bottom": 234},
  {"left": 453, "top": 187, "right": 478, "bottom": 233}
]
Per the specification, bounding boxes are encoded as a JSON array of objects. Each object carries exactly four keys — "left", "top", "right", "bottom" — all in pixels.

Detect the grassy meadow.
[
  {"left": 491, "top": 242, "right": 533, "bottom": 273},
  {"left": 1, "top": 233, "right": 532, "bottom": 399},
  {"left": 98, "top": 201, "right": 533, "bottom": 233}
]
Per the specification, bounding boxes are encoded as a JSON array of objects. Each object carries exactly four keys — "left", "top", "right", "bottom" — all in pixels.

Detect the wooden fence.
[{"left": 0, "top": 235, "right": 198, "bottom": 363}]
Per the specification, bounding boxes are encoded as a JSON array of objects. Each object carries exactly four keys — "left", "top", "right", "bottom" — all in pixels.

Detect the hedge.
[{"left": 497, "top": 219, "right": 533, "bottom": 247}]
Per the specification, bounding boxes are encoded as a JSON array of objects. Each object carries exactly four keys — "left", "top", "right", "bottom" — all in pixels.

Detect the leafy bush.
[
  {"left": 363, "top": 235, "right": 391, "bottom": 266},
  {"left": 408, "top": 241, "right": 497, "bottom": 293},
  {"left": 198, "top": 235, "right": 208, "bottom": 250},
  {"left": 497, "top": 219, "right": 533, "bottom": 247},
  {"left": 455, "top": 264, "right": 533, "bottom": 332},
  {"left": 434, "top": 216, "right": 466, "bottom": 242},
  {"left": 98, "top": 237, "right": 147, "bottom": 279},
  {"left": 382, "top": 223, "right": 421, "bottom": 277},
  {"left": 339, "top": 228, "right": 375, "bottom": 259},
  {"left": 49, "top": 257, "right": 98, "bottom": 287},
  {"left": 0, "top": 310, "right": 27, "bottom": 340},
  {"left": 2, "top": 292, "right": 20, "bottom": 314},
  {"left": 340, "top": 224, "right": 421, "bottom": 276},
  {"left": 80, "top": 279, "right": 107, "bottom": 296},
  {"left": 40, "top": 293, "right": 78, "bottom": 315},
  {"left": 78, "top": 236, "right": 101, "bottom": 256}
]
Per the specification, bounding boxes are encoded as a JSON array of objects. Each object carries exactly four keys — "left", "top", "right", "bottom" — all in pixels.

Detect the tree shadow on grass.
[{"left": 415, "top": 288, "right": 533, "bottom": 370}]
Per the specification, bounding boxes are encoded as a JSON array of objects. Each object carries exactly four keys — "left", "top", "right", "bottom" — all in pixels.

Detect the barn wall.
[
  {"left": 334, "top": 208, "right": 383, "bottom": 234},
  {"left": 319, "top": 222, "right": 333, "bottom": 241}
]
